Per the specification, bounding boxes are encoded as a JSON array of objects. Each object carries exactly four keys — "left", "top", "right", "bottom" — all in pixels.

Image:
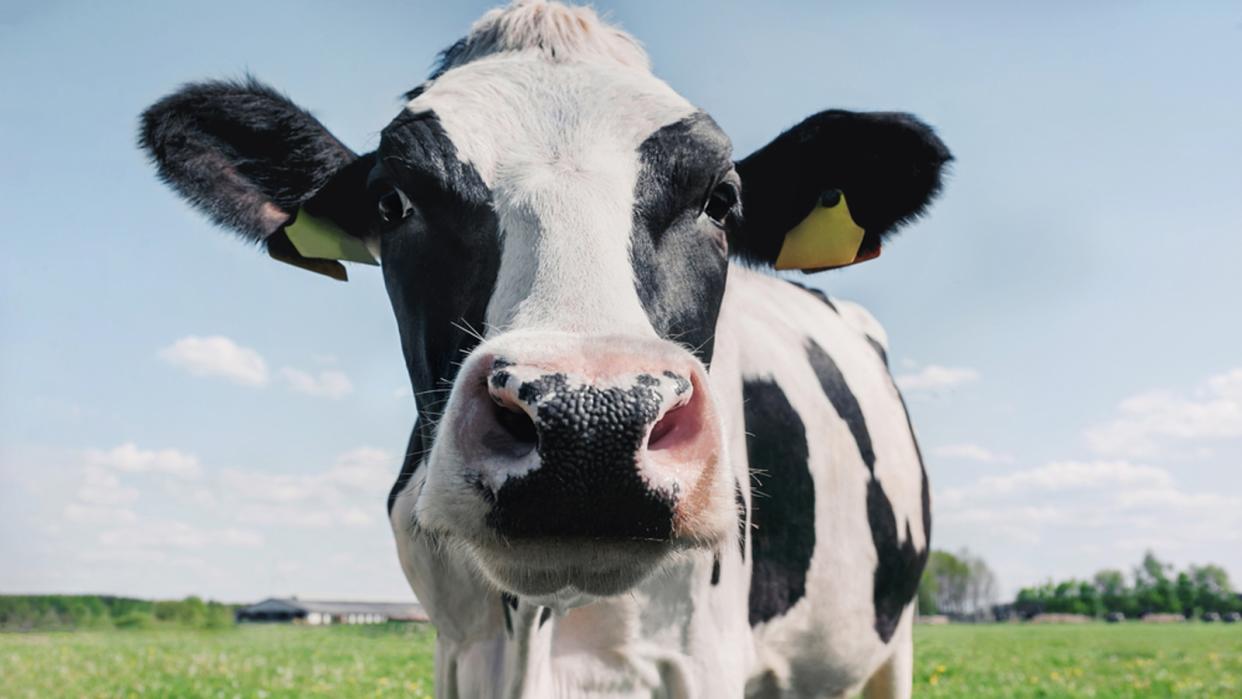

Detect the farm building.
[{"left": 235, "top": 598, "right": 428, "bottom": 625}]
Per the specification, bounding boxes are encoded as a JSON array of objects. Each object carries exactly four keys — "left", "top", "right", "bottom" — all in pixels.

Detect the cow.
[{"left": 138, "top": 2, "right": 949, "bottom": 697}]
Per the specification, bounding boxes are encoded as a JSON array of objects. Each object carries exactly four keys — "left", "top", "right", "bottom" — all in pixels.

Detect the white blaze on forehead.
[{"left": 406, "top": 55, "right": 697, "bottom": 337}]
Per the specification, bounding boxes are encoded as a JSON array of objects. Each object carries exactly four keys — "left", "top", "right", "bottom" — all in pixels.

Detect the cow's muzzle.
[
  {"left": 482, "top": 358, "right": 701, "bottom": 540},
  {"left": 416, "top": 333, "right": 731, "bottom": 596}
]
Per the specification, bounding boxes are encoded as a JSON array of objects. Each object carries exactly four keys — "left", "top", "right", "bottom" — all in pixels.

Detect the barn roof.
[{"left": 238, "top": 597, "right": 428, "bottom": 620}]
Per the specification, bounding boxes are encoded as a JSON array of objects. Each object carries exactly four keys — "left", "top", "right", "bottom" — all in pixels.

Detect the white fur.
[
  {"left": 441, "top": 0, "right": 650, "bottom": 76},
  {"left": 407, "top": 56, "right": 694, "bottom": 337}
]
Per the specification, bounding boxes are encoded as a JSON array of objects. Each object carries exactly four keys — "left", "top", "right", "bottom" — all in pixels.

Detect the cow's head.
[{"left": 140, "top": 1, "right": 949, "bottom": 600}]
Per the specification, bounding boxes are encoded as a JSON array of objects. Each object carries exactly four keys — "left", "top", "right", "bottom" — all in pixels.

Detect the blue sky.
[{"left": 2, "top": 1, "right": 1240, "bottom": 602}]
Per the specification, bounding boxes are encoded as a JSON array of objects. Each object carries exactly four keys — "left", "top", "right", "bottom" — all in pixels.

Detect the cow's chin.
[{"left": 468, "top": 537, "right": 678, "bottom": 598}]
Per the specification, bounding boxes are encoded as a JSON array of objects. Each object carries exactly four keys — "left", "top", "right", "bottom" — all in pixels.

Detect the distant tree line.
[
  {"left": 0, "top": 595, "right": 235, "bottom": 631},
  {"left": 917, "top": 549, "right": 998, "bottom": 616},
  {"left": 1014, "top": 551, "right": 1241, "bottom": 619}
]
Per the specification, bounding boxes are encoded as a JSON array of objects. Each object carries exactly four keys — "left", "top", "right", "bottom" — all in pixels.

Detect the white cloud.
[
  {"left": 159, "top": 336, "right": 269, "bottom": 386},
  {"left": 279, "top": 367, "right": 354, "bottom": 399},
  {"left": 980, "top": 459, "right": 1171, "bottom": 493},
  {"left": 219, "top": 447, "right": 395, "bottom": 528},
  {"left": 158, "top": 336, "right": 357, "bottom": 399},
  {"left": 2, "top": 443, "right": 411, "bottom": 600},
  {"left": 76, "top": 465, "right": 140, "bottom": 506},
  {"left": 97, "top": 522, "right": 263, "bottom": 550},
  {"left": 930, "top": 443, "right": 1011, "bottom": 463},
  {"left": 1085, "top": 368, "right": 1242, "bottom": 458},
  {"left": 1113, "top": 488, "right": 1242, "bottom": 513},
  {"left": 86, "top": 442, "right": 201, "bottom": 478},
  {"left": 894, "top": 364, "right": 980, "bottom": 392},
  {"left": 936, "top": 459, "right": 1172, "bottom": 508},
  {"left": 326, "top": 447, "right": 395, "bottom": 491},
  {"left": 63, "top": 503, "right": 138, "bottom": 526}
]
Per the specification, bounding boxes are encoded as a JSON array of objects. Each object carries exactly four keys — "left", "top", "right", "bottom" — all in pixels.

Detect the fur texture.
[
  {"left": 733, "top": 110, "right": 952, "bottom": 266},
  {"left": 139, "top": 77, "right": 355, "bottom": 241},
  {"left": 433, "top": 0, "right": 649, "bottom": 78}
]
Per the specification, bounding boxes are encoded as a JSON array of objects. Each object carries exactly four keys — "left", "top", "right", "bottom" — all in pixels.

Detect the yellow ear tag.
[
  {"left": 774, "top": 190, "right": 865, "bottom": 271},
  {"left": 284, "top": 208, "right": 378, "bottom": 266}
]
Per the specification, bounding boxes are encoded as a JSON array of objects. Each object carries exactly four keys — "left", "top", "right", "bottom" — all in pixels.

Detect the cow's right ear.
[
  {"left": 730, "top": 110, "right": 951, "bottom": 272},
  {"left": 139, "top": 78, "right": 377, "bottom": 281}
]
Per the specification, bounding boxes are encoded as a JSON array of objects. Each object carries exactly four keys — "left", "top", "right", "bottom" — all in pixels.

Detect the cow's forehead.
[{"left": 402, "top": 54, "right": 699, "bottom": 189}]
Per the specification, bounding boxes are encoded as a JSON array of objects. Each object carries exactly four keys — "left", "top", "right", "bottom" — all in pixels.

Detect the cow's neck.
[{"left": 432, "top": 552, "right": 749, "bottom": 698}]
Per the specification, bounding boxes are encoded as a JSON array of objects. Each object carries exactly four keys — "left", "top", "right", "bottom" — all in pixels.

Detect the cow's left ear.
[{"left": 731, "top": 110, "right": 951, "bottom": 271}]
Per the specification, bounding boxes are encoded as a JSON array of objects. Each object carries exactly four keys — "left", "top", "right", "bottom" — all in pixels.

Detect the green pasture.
[
  {"left": 2, "top": 622, "right": 1238, "bottom": 698},
  {"left": 913, "top": 623, "right": 1240, "bottom": 697}
]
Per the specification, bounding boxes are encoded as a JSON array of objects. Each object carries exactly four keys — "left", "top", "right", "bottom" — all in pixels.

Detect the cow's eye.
[
  {"left": 703, "top": 181, "right": 738, "bottom": 226},
  {"left": 377, "top": 187, "right": 413, "bottom": 224}
]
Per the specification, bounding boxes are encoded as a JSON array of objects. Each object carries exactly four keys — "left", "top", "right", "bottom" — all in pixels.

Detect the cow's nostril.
[
  {"left": 493, "top": 400, "right": 538, "bottom": 446},
  {"left": 647, "top": 403, "right": 684, "bottom": 451}
]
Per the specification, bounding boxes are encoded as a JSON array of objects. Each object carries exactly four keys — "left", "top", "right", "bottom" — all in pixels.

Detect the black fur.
[
  {"left": 804, "top": 340, "right": 927, "bottom": 643},
  {"left": 378, "top": 111, "right": 501, "bottom": 514},
  {"left": 732, "top": 110, "right": 951, "bottom": 267},
  {"left": 138, "top": 77, "right": 356, "bottom": 241},
  {"left": 500, "top": 592, "right": 518, "bottom": 636},
  {"left": 865, "top": 336, "right": 889, "bottom": 367},
  {"left": 895, "top": 390, "right": 932, "bottom": 575},
  {"left": 631, "top": 113, "right": 734, "bottom": 364},
  {"left": 786, "top": 280, "right": 838, "bottom": 314},
  {"left": 743, "top": 379, "right": 815, "bottom": 626}
]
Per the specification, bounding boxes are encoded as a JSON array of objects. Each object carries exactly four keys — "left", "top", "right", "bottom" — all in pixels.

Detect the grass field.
[
  {"left": 2, "top": 622, "right": 1239, "bottom": 697},
  {"left": 913, "top": 623, "right": 1241, "bottom": 697},
  {"left": 0, "top": 624, "right": 436, "bottom": 698}
]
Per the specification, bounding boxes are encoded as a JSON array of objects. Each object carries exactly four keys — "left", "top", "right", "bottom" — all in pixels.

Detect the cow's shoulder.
[
  {"left": 721, "top": 268, "right": 889, "bottom": 369},
  {"left": 780, "top": 279, "right": 889, "bottom": 364}
]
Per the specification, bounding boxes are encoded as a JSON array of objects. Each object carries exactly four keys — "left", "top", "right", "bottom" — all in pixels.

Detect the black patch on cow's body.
[
  {"left": 487, "top": 372, "right": 676, "bottom": 540},
  {"left": 710, "top": 553, "right": 721, "bottom": 586},
  {"left": 743, "top": 379, "right": 814, "bottom": 626},
  {"left": 865, "top": 335, "right": 889, "bottom": 367},
  {"left": 868, "top": 484, "right": 924, "bottom": 643},
  {"left": 631, "top": 113, "right": 734, "bottom": 365},
  {"left": 896, "top": 390, "right": 932, "bottom": 569},
  {"left": 805, "top": 339, "right": 927, "bottom": 643},
  {"left": 805, "top": 342, "right": 875, "bottom": 468},
  {"left": 786, "top": 280, "right": 838, "bottom": 314},
  {"left": 377, "top": 110, "right": 501, "bottom": 515}
]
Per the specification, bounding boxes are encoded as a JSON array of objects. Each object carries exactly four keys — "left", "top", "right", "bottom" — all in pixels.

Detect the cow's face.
[
  {"left": 373, "top": 55, "right": 738, "bottom": 596},
  {"left": 140, "top": 1, "right": 949, "bottom": 600}
]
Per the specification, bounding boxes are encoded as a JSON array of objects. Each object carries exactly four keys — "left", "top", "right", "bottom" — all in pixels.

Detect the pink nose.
[{"left": 459, "top": 349, "right": 721, "bottom": 541}]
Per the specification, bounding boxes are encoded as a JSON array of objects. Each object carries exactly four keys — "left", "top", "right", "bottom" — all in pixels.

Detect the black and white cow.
[{"left": 139, "top": 2, "right": 949, "bottom": 697}]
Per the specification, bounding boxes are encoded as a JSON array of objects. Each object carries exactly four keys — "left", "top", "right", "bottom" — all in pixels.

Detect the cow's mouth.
[{"left": 468, "top": 536, "right": 677, "bottom": 597}]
